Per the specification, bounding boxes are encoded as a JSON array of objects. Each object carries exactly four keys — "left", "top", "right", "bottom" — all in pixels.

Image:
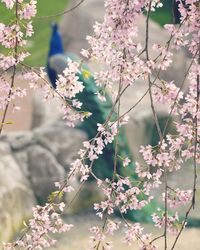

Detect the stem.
[
  {"left": 96, "top": 217, "right": 108, "bottom": 250},
  {"left": 192, "top": 42, "right": 200, "bottom": 208},
  {"left": 0, "top": 66, "right": 17, "bottom": 134},
  {"left": 0, "top": 0, "right": 19, "bottom": 134},
  {"left": 145, "top": 1, "right": 167, "bottom": 249},
  {"left": 36, "top": 0, "right": 85, "bottom": 19},
  {"left": 113, "top": 81, "right": 122, "bottom": 179},
  {"left": 171, "top": 204, "right": 193, "bottom": 250}
]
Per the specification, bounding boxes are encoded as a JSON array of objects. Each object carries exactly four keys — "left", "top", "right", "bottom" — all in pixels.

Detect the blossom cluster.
[
  {"left": 89, "top": 225, "right": 113, "bottom": 250},
  {"left": 152, "top": 212, "right": 180, "bottom": 235},
  {"left": 1, "top": 0, "right": 200, "bottom": 249},
  {"left": 85, "top": 0, "right": 150, "bottom": 99},
  {"left": 84, "top": 0, "right": 199, "bottom": 246},
  {"left": 162, "top": 188, "right": 192, "bottom": 209},
  {"left": 164, "top": 0, "right": 200, "bottom": 55},
  {"left": 69, "top": 115, "right": 129, "bottom": 181},
  {"left": 94, "top": 176, "right": 153, "bottom": 219},
  {"left": 3, "top": 203, "right": 73, "bottom": 250},
  {"left": 123, "top": 223, "right": 158, "bottom": 250},
  {"left": 55, "top": 59, "right": 86, "bottom": 127},
  {"left": 0, "top": 0, "right": 37, "bottom": 113},
  {"left": 0, "top": 0, "right": 36, "bottom": 49},
  {"left": 22, "top": 61, "right": 86, "bottom": 127}
]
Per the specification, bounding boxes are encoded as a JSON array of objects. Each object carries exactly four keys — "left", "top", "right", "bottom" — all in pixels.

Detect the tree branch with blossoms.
[
  {"left": 0, "top": 0, "right": 19, "bottom": 134},
  {"left": 1, "top": 0, "right": 200, "bottom": 250}
]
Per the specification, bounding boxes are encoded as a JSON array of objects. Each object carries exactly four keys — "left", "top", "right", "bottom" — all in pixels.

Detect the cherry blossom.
[
  {"left": 163, "top": 188, "right": 193, "bottom": 208},
  {"left": 152, "top": 212, "right": 181, "bottom": 235},
  {"left": 1, "top": 0, "right": 200, "bottom": 249}
]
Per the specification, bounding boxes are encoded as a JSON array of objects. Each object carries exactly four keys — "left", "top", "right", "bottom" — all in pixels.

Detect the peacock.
[{"left": 46, "top": 23, "right": 156, "bottom": 222}]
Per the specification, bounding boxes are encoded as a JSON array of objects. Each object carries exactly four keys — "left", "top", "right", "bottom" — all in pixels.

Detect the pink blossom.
[
  {"left": 163, "top": 189, "right": 192, "bottom": 208},
  {"left": 19, "top": 0, "right": 37, "bottom": 20},
  {"left": 123, "top": 157, "right": 131, "bottom": 167},
  {"left": 26, "top": 21, "right": 34, "bottom": 37},
  {"left": 80, "top": 48, "right": 90, "bottom": 58},
  {"left": 152, "top": 81, "right": 183, "bottom": 105},
  {"left": 152, "top": 212, "right": 180, "bottom": 235},
  {"left": 0, "top": 54, "right": 16, "bottom": 70},
  {"left": 1, "top": 0, "right": 15, "bottom": 9},
  {"left": 123, "top": 223, "right": 143, "bottom": 245}
]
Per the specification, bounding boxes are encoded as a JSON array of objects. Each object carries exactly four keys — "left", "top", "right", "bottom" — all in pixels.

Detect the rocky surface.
[
  {"left": 27, "top": 144, "right": 65, "bottom": 201},
  {"left": 0, "top": 122, "right": 87, "bottom": 242},
  {"left": 60, "top": 0, "right": 104, "bottom": 57},
  {"left": 0, "top": 142, "right": 36, "bottom": 242}
]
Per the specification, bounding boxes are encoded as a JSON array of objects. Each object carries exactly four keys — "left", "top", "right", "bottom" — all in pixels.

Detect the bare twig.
[
  {"left": 145, "top": 1, "right": 167, "bottom": 249},
  {"left": 192, "top": 42, "right": 200, "bottom": 208},
  {"left": 0, "top": 0, "right": 19, "bottom": 134},
  {"left": 171, "top": 204, "right": 193, "bottom": 250},
  {"left": 36, "top": 0, "right": 85, "bottom": 19}
]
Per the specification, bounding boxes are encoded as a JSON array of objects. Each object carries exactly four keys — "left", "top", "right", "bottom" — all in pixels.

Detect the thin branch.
[
  {"left": 0, "top": 0, "right": 19, "bottom": 134},
  {"left": 150, "top": 234, "right": 165, "bottom": 244},
  {"left": 65, "top": 182, "right": 85, "bottom": 210},
  {"left": 192, "top": 42, "right": 200, "bottom": 208},
  {"left": 170, "top": 204, "right": 193, "bottom": 250},
  {"left": 0, "top": 66, "right": 16, "bottom": 134},
  {"left": 118, "top": 88, "right": 149, "bottom": 121},
  {"left": 36, "top": 0, "right": 85, "bottom": 19},
  {"left": 161, "top": 51, "right": 198, "bottom": 142},
  {"left": 145, "top": 1, "right": 167, "bottom": 249},
  {"left": 96, "top": 217, "right": 108, "bottom": 250},
  {"left": 113, "top": 81, "right": 122, "bottom": 179}
]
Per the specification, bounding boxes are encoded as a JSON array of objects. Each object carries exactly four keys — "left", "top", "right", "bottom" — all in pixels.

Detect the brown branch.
[
  {"left": 0, "top": 0, "right": 19, "bottom": 135},
  {"left": 96, "top": 217, "right": 108, "bottom": 250},
  {"left": 161, "top": 51, "right": 198, "bottom": 143},
  {"left": 170, "top": 204, "right": 193, "bottom": 250},
  {"left": 118, "top": 88, "right": 150, "bottom": 121},
  {"left": 36, "top": 0, "right": 85, "bottom": 19},
  {"left": 145, "top": 1, "right": 168, "bottom": 249},
  {"left": 192, "top": 42, "right": 200, "bottom": 208},
  {"left": 113, "top": 80, "right": 122, "bottom": 179},
  {"left": 0, "top": 66, "right": 17, "bottom": 134}
]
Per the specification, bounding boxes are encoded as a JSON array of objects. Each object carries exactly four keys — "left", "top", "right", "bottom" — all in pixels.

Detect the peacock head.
[{"left": 48, "top": 22, "right": 64, "bottom": 57}]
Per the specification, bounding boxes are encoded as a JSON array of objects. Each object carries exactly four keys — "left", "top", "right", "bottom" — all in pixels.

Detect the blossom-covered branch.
[{"left": 1, "top": 0, "right": 200, "bottom": 250}]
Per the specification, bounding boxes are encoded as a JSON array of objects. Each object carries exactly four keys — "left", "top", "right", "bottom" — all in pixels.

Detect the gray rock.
[
  {"left": 0, "top": 131, "right": 35, "bottom": 150},
  {"left": 0, "top": 141, "right": 10, "bottom": 154},
  {"left": 33, "top": 123, "right": 87, "bottom": 168},
  {"left": 0, "top": 142, "right": 36, "bottom": 242},
  {"left": 31, "top": 92, "right": 62, "bottom": 129},
  {"left": 0, "top": 122, "right": 87, "bottom": 242},
  {"left": 60, "top": 0, "right": 104, "bottom": 55},
  {"left": 14, "top": 150, "right": 30, "bottom": 178},
  {"left": 112, "top": 79, "right": 176, "bottom": 160},
  {"left": 31, "top": 92, "right": 46, "bottom": 129},
  {"left": 27, "top": 144, "right": 66, "bottom": 202}
]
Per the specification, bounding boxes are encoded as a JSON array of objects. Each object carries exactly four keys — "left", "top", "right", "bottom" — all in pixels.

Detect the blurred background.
[
  {"left": 0, "top": 0, "right": 174, "bottom": 67},
  {"left": 0, "top": 0, "right": 199, "bottom": 249}
]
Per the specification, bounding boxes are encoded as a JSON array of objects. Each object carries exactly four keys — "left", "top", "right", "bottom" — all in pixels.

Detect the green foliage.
[
  {"left": 150, "top": 0, "right": 173, "bottom": 26},
  {"left": 48, "top": 190, "right": 64, "bottom": 203},
  {"left": 125, "top": 200, "right": 159, "bottom": 223},
  {"left": 0, "top": 0, "right": 68, "bottom": 66},
  {"left": 147, "top": 116, "right": 175, "bottom": 148}
]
